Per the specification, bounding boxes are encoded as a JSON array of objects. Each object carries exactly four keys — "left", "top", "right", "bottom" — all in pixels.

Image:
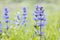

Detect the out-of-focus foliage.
[
  {"left": 11, "top": 0, "right": 22, "bottom": 3},
  {"left": 0, "top": 0, "right": 60, "bottom": 4}
]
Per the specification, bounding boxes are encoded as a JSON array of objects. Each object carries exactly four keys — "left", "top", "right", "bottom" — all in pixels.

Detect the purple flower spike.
[
  {"left": 3, "top": 7, "right": 10, "bottom": 30},
  {"left": 34, "top": 5, "right": 46, "bottom": 36},
  {"left": 23, "top": 7, "right": 27, "bottom": 16},
  {"left": 4, "top": 8, "right": 9, "bottom": 20},
  {"left": 22, "top": 7, "right": 27, "bottom": 25}
]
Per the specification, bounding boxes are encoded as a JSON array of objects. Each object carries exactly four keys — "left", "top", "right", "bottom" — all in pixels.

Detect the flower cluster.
[
  {"left": 34, "top": 5, "right": 46, "bottom": 35},
  {"left": 22, "top": 7, "right": 27, "bottom": 25},
  {"left": 4, "top": 8, "right": 9, "bottom": 23},
  {"left": 4, "top": 8, "right": 10, "bottom": 29}
]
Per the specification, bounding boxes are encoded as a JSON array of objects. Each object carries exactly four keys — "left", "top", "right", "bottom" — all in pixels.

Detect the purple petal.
[
  {"left": 5, "top": 8, "right": 8, "bottom": 11},
  {"left": 35, "top": 5, "right": 39, "bottom": 11},
  {"left": 22, "top": 16, "right": 27, "bottom": 19},
  {"left": 23, "top": 7, "right": 26, "bottom": 13},
  {"left": 35, "top": 14, "right": 38, "bottom": 17},
  {"left": 39, "top": 13, "right": 43, "bottom": 16},
  {"left": 4, "top": 15, "right": 9, "bottom": 19},
  {"left": 4, "top": 13, "right": 8, "bottom": 16},
  {"left": 5, "top": 20, "right": 9, "bottom": 23},
  {"left": 34, "top": 11, "right": 39, "bottom": 14},
  {"left": 38, "top": 16, "right": 46, "bottom": 21},
  {"left": 34, "top": 17, "right": 38, "bottom": 21},
  {"left": 5, "top": 11, "right": 8, "bottom": 14},
  {"left": 40, "top": 7, "right": 43, "bottom": 10}
]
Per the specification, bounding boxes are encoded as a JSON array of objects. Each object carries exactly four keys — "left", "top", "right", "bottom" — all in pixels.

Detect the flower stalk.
[
  {"left": 34, "top": 5, "right": 46, "bottom": 40},
  {"left": 22, "top": 7, "right": 27, "bottom": 26},
  {"left": 4, "top": 8, "right": 10, "bottom": 30}
]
